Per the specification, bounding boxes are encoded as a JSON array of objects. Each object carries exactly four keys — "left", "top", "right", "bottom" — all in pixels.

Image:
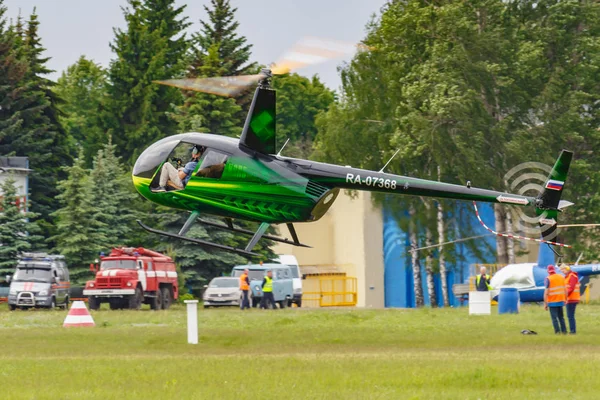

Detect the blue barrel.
[{"left": 498, "top": 288, "right": 519, "bottom": 314}]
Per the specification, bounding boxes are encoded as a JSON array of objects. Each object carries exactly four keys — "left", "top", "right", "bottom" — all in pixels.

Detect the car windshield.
[
  {"left": 209, "top": 278, "right": 238, "bottom": 288},
  {"left": 101, "top": 260, "right": 137, "bottom": 270},
  {"left": 13, "top": 265, "right": 52, "bottom": 282},
  {"left": 289, "top": 266, "right": 300, "bottom": 279}
]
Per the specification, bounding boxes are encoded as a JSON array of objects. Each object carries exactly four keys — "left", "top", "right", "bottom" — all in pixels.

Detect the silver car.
[{"left": 203, "top": 277, "right": 243, "bottom": 308}]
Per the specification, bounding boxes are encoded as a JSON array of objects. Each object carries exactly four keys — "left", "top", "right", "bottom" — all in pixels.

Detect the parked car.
[
  {"left": 7, "top": 253, "right": 70, "bottom": 310},
  {"left": 203, "top": 277, "right": 242, "bottom": 308},
  {"left": 274, "top": 255, "right": 302, "bottom": 307},
  {"left": 231, "top": 264, "right": 293, "bottom": 309}
]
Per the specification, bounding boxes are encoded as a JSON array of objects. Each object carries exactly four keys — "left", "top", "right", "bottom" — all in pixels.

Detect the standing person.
[
  {"left": 260, "top": 270, "right": 275, "bottom": 309},
  {"left": 476, "top": 266, "right": 492, "bottom": 292},
  {"left": 239, "top": 268, "right": 250, "bottom": 310},
  {"left": 561, "top": 264, "right": 580, "bottom": 334},
  {"left": 544, "top": 265, "right": 567, "bottom": 334}
]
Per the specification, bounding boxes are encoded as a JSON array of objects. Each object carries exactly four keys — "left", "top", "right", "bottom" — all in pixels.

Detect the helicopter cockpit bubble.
[{"left": 132, "top": 137, "right": 181, "bottom": 179}]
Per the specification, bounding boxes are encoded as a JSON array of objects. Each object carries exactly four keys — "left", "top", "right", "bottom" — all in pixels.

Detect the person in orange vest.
[
  {"left": 561, "top": 264, "right": 580, "bottom": 334},
  {"left": 544, "top": 265, "right": 567, "bottom": 334},
  {"left": 239, "top": 268, "right": 250, "bottom": 310}
]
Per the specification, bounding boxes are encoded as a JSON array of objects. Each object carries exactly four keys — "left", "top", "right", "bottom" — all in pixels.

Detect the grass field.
[{"left": 1, "top": 303, "right": 599, "bottom": 400}]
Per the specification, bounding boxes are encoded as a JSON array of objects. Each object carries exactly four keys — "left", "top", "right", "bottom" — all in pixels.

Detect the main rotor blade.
[
  {"left": 154, "top": 74, "right": 263, "bottom": 97},
  {"left": 272, "top": 36, "right": 371, "bottom": 75}
]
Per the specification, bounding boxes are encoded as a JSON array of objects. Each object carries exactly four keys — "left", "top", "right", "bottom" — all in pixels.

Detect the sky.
[{"left": 4, "top": 0, "right": 388, "bottom": 91}]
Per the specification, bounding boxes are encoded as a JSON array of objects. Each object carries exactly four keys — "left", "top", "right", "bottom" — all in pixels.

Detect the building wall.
[
  {"left": 0, "top": 157, "right": 30, "bottom": 208},
  {"left": 0, "top": 173, "right": 28, "bottom": 199},
  {"left": 273, "top": 190, "right": 384, "bottom": 308}
]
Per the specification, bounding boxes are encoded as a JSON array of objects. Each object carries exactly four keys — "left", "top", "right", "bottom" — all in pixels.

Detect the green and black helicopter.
[{"left": 132, "top": 44, "right": 573, "bottom": 257}]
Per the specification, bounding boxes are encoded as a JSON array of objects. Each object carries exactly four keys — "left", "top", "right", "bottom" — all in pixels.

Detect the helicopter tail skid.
[{"left": 136, "top": 220, "right": 259, "bottom": 257}]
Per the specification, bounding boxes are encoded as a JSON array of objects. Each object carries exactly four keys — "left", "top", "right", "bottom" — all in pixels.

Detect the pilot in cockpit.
[{"left": 152, "top": 145, "right": 205, "bottom": 192}]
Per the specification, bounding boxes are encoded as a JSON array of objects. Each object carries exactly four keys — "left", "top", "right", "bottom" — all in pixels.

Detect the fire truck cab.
[{"left": 83, "top": 247, "right": 178, "bottom": 310}]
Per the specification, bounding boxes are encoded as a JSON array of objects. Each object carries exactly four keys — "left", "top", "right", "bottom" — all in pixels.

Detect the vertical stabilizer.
[{"left": 239, "top": 87, "right": 276, "bottom": 154}]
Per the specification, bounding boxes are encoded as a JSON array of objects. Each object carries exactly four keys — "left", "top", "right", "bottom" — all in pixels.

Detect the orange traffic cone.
[{"left": 63, "top": 300, "right": 95, "bottom": 327}]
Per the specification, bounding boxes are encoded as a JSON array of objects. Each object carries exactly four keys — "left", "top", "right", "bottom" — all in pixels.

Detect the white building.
[{"left": 0, "top": 157, "right": 31, "bottom": 209}]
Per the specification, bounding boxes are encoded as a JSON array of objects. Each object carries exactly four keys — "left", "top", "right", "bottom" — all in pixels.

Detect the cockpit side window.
[{"left": 195, "top": 150, "right": 228, "bottom": 179}]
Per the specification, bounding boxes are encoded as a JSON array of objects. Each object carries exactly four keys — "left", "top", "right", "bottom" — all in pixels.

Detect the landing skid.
[
  {"left": 196, "top": 218, "right": 312, "bottom": 249},
  {"left": 136, "top": 220, "right": 259, "bottom": 257}
]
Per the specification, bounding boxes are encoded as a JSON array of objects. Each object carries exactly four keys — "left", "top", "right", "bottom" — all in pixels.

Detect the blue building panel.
[{"left": 383, "top": 202, "right": 496, "bottom": 308}]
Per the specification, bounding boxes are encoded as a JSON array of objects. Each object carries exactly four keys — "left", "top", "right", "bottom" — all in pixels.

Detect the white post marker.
[
  {"left": 469, "top": 291, "right": 491, "bottom": 315},
  {"left": 185, "top": 300, "right": 199, "bottom": 344}
]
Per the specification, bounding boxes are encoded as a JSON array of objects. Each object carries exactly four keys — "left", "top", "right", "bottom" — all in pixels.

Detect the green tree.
[
  {"left": 0, "top": 2, "right": 26, "bottom": 145},
  {"left": 105, "top": 0, "right": 190, "bottom": 163},
  {"left": 54, "top": 56, "right": 107, "bottom": 165},
  {"left": 170, "top": 43, "right": 242, "bottom": 136},
  {"left": 90, "top": 137, "right": 138, "bottom": 250},
  {"left": 51, "top": 152, "right": 105, "bottom": 283},
  {"left": 507, "top": 0, "right": 600, "bottom": 261},
  {"left": 0, "top": 10, "right": 73, "bottom": 249},
  {"left": 172, "top": 0, "right": 256, "bottom": 135},
  {"left": 190, "top": 0, "right": 255, "bottom": 77},
  {"left": 0, "top": 177, "right": 41, "bottom": 278},
  {"left": 273, "top": 73, "right": 335, "bottom": 158}
]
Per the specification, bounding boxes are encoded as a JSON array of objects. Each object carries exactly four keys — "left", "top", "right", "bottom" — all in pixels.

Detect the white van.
[{"left": 274, "top": 255, "right": 302, "bottom": 307}]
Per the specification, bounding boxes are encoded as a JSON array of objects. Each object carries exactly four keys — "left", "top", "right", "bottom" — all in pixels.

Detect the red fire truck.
[{"left": 83, "top": 247, "right": 178, "bottom": 310}]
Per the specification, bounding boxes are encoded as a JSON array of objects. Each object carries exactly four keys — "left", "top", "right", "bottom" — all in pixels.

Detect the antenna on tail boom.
[
  {"left": 277, "top": 138, "right": 290, "bottom": 157},
  {"left": 379, "top": 149, "right": 400, "bottom": 173}
]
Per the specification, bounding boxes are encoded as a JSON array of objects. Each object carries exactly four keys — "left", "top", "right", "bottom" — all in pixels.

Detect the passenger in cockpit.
[{"left": 152, "top": 145, "right": 205, "bottom": 192}]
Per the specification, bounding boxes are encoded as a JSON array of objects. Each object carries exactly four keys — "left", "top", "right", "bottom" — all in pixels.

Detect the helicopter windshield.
[{"left": 132, "top": 137, "right": 181, "bottom": 179}]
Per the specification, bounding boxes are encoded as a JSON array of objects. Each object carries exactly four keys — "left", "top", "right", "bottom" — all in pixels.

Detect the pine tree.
[
  {"left": 54, "top": 56, "right": 107, "bottom": 165},
  {"left": 105, "top": 0, "right": 190, "bottom": 163},
  {"left": 171, "top": 0, "right": 256, "bottom": 135},
  {"left": 0, "top": 10, "right": 73, "bottom": 249},
  {"left": 191, "top": 0, "right": 255, "bottom": 77},
  {"left": 0, "top": 2, "right": 26, "bottom": 145},
  {"left": 51, "top": 151, "right": 106, "bottom": 284},
  {"left": 0, "top": 177, "right": 41, "bottom": 278},
  {"left": 89, "top": 137, "right": 137, "bottom": 249},
  {"left": 170, "top": 43, "right": 242, "bottom": 136}
]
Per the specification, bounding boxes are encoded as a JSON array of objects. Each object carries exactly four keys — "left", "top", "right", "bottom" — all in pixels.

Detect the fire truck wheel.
[
  {"left": 88, "top": 296, "right": 100, "bottom": 311},
  {"left": 150, "top": 289, "right": 163, "bottom": 310},
  {"left": 161, "top": 287, "right": 172, "bottom": 310},
  {"left": 129, "top": 287, "right": 143, "bottom": 310}
]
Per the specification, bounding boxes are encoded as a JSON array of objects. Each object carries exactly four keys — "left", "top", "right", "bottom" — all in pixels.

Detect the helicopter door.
[{"left": 195, "top": 150, "right": 228, "bottom": 179}]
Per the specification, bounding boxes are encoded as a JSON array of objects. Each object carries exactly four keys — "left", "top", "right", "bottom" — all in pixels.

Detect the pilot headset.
[{"left": 192, "top": 146, "right": 204, "bottom": 156}]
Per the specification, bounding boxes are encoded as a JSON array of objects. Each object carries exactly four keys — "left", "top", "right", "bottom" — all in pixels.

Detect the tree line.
[
  {"left": 0, "top": 0, "right": 333, "bottom": 293},
  {"left": 314, "top": 0, "right": 600, "bottom": 306}
]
